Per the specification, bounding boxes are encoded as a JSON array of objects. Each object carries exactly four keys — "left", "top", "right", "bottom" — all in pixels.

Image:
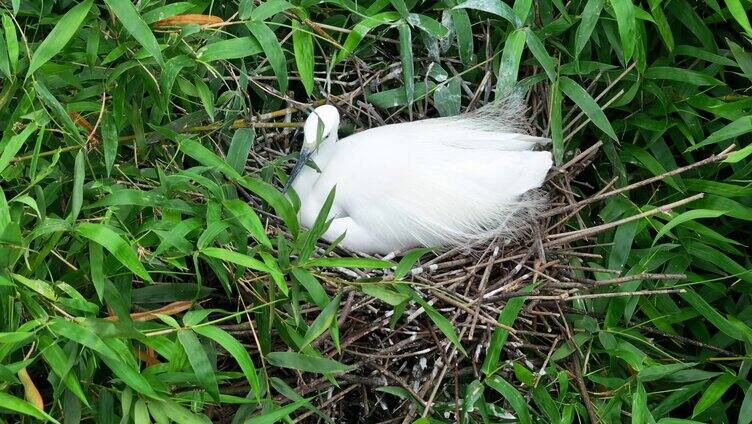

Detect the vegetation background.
[{"left": 0, "top": 0, "right": 751, "bottom": 422}]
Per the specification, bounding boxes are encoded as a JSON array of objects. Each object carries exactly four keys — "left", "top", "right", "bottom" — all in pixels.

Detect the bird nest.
[{"left": 219, "top": 82, "right": 730, "bottom": 423}]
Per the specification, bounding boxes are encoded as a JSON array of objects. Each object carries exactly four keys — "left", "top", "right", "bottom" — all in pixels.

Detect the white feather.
[{"left": 291, "top": 97, "right": 553, "bottom": 255}]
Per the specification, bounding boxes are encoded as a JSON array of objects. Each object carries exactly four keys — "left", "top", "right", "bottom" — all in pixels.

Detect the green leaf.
[
  {"left": 12, "top": 274, "right": 56, "bottom": 300},
  {"left": 177, "top": 329, "right": 220, "bottom": 402},
  {"left": 266, "top": 351, "right": 354, "bottom": 373},
  {"left": 247, "top": 22, "right": 288, "bottom": 93},
  {"left": 49, "top": 319, "right": 158, "bottom": 397},
  {"left": 361, "top": 284, "right": 410, "bottom": 306},
  {"left": 34, "top": 79, "right": 85, "bottom": 145},
  {"left": 394, "top": 247, "right": 433, "bottom": 280},
  {"left": 405, "top": 288, "right": 466, "bottom": 356},
  {"left": 687, "top": 116, "right": 752, "bottom": 152},
  {"left": 525, "top": 29, "right": 556, "bottom": 81},
  {"left": 407, "top": 14, "right": 449, "bottom": 37},
  {"left": 197, "top": 37, "right": 263, "bottom": 62},
  {"left": 298, "top": 187, "right": 336, "bottom": 262},
  {"left": 575, "top": 0, "right": 604, "bottom": 57},
  {"left": 223, "top": 199, "right": 272, "bottom": 249},
  {"left": 0, "top": 27, "right": 11, "bottom": 78},
  {"left": 227, "top": 127, "right": 255, "bottom": 173},
  {"left": 335, "top": 12, "right": 400, "bottom": 64},
  {"left": 681, "top": 289, "right": 746, "bottom": 341},
  {"left": 245, "top": 399, "right": 309, "bottom": 424},
  {"left": 740, "top": 383, "right": 752, "bottom": 424},
  {"left": 632, "top": 381, "right": 651, "bottom": 424},
  {"left": 240, "top": 176, "right": 300, "bottom": 237},
  {"left": 104, "top": 0, "right": 164, "bottom": 66},
  {"left": 724, "top": 0, "right": 752, "bottom": 37},
  {"left": 39, "top": 338, "right": 90, "bottom": 406},
  {"left": 193, "top": 75, "right": 214, "bottom": 121},
  {"left": 450, "top": 9, "right": 474, "bottom": 65},
  {"left": 101, "top": 113, "right": 118, "bottom": 177},
  {"left": 0, "top": 392, "right": 59, "bottom": 423},
  {"left": 177, "top": 137, "right": 299, "bottom": 236},
  {"left": 291, "top": 268, "right": 329, "bottom": 309},
  {"left": 644, "top": 66, "right": 723, "bottom": 86},
  {"left": 454, "top": 0, "right": 522, "bottom": 27},
  {"left": 76, "top": 223, "right": 151, "bottom": 282},
  {"left": 193, "top": 324, "right": 261, "bottom": 400},
  {"left": 304, "top": 257, "right": 392, "bottom": 269},
  {"left": 482, "top": 283, "right": 535, "bottom": 375},
  {"left": 89, "top": 241, "right": 104, "bottom": 301},
  {"left": 68, "top": 149, "right": 85, "bottom": 224},
  {"left": 2, "top": 14, "right": 17, "bottom": 73},
  {"left": 559, "top": 76, "right": 618, "bottom": 141},
  {"left": 0, "top": 122, "right": 36, "bottom": 174},
  {"left": 26, "top": 0, "right": 93, "bottom": 77},
  {"left": 724, "top": 142, "right": 752, "bottom": 164},
  {"left": 142, "top": 3, "right": 195, "bottom": 23},
  {"left": 497, "top": 29, "right": 526, "bottom": 92},
  {"left": 434, "top": 78, "right": 461, "bottom": 117},
  {"left": 485, "top": 376, "right": 531, "bottom": 424},
  {"left": 158, "top": 400, "right": 211, "bottom": 424},
  {"left": 550, "top": 78, "right": 564, "bottom": 164},
  {"left": 647, "top": 0, "right": 674, "bottom": 51},
  {"left": 301, "top": 292, "right": 342, "bottom": 349},
  {"left": 250, "top": 0, "right": 294, "bottom": 21},
  {"left": 639, "top": 362, "right": 699, "bottom": 382},
  {"left": 389, "top": 0, "right": 410, "bottom": 18},
  {"left": 201, "top": 247, "right": 273, "bottom": 274},
  {"left": 292, "top": 21, "right": 315, "bottom": 95},
  {"left": 398, "top": 24, "right": 414, "bottom": 109},
  {"left": 610, "top": 0, "right": 636, "bottom": 61},
  {"left": 653, "top": 209, "right": 727, "bottom": 244},
  {"left": 693, "top": 373, "right": 736, "bottom": 417}
]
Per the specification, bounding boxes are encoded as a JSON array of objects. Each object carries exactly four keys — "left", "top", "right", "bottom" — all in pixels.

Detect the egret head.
[
  {"left": 285, "top": 105, "right": 340, "bottom": 191},
  {"left": 303, "top": 104, "right": 340, "bottom": 148}
]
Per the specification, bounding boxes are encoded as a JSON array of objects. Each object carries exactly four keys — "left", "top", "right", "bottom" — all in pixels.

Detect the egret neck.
[{"left": 285, "top": 105, "right": 340, "bottom": 192}]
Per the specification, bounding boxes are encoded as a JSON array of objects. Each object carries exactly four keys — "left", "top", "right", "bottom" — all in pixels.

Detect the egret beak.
[{"left": 283, "top": 147, "right": 313, "bottom": 193}]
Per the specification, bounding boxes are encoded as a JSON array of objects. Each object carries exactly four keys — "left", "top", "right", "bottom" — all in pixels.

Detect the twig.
[
  {"left": 529, "top": 288, "right": 686, "bottom": 301},
  {"left": 544, "top": 146, "right": 735, "bottom": 218},
  {"left": 571, "top": 356, "right": 599, "bottom": 423},
  {"left": 546, "top": 194, "right": 704, "bottom": 246},
  {"left": 580, "top": 273, "right": 686, "bottom": 286}
]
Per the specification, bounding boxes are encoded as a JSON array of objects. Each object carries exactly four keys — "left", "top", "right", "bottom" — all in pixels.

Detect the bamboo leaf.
[
  {"left": 292, "top": 21, "right": 315, "bottom": 95},
  {"left": 104, "top": 0, "right": 164, "bottom": 66},
  {"left": 559, "top": 76, "right": 618, "bottom": 141},
  {"left": 177, "top": 329, "right": 220, "bottom": 402},
  {"left": 75, "top": 223, "right": 152, "bottom": 282},
  {"left": 27, "top": 0, "right": 93, "bottom": 77},
  {"left": 266, "top": 351, "right": 354, "bottom": 373}
]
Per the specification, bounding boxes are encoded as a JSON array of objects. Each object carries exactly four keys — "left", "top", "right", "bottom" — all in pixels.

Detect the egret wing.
[{"left": 331, "top": 132, "right": 552, "bottom": 250}]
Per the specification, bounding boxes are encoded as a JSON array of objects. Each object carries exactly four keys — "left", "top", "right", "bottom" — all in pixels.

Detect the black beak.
[{"left": 283, "top": 147, "right": 313, "bottom": 193}]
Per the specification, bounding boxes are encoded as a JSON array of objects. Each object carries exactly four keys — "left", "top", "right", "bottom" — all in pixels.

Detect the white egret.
[{"left": 286, "top": 98, "right": 553, "bottom": 255}]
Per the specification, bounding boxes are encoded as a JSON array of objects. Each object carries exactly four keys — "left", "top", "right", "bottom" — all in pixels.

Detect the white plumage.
[{"left": 288, "top": 98, "right": 553, "bottom": 255}]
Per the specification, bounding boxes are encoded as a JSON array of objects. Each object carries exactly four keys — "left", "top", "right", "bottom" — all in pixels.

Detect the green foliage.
[{"left": 0, "top": 0, "right": 750, "bottom": 422}]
